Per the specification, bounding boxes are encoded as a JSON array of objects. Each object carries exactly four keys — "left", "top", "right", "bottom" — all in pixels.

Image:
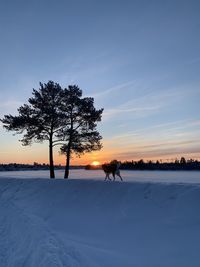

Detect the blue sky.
[{"left": 0, "top": 0, "right": 200, "bottom": 164}]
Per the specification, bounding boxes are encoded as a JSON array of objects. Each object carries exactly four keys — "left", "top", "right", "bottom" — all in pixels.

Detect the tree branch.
[{"left": 53, "top": 142, "right": 66, "bottom": 147}]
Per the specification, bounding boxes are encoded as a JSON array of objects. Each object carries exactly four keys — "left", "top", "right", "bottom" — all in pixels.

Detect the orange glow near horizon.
[
  {"left": 0, "top": 138, "right": 200, "bottom": 165},
  {"left": 91, "top": 161, "right": 101, "bottom": 166},
  {"left": 1, "top": 150, "right": 200, "bottom": 165},
  {"left": 2, "top": 147, "right": 200, "bottom": 165}
]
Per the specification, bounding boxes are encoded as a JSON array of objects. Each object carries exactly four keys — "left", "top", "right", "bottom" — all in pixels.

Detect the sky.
[{"left": 0, "top": 0, "right": 200, "bottom": 165}]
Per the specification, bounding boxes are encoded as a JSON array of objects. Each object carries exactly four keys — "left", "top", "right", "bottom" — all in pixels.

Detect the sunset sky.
[{"left": 0, "top": 0, "right": 200, "bottom": 165}]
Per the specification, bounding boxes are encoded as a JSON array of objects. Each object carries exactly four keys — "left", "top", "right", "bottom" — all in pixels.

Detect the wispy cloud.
[
  {"left": 100, "top": 117, "right": 200, "bottom": 161},
  {"left": 101, "top": 81, "right": 200, "bottom": 122},
  {"left": 57, "top": 51, "right": 129, "bottom": 89},
  {"left": 102, "top": 87, "right": 177, "bottom": 121},
  {"left": 117, "top": 144, "right": 200, "bottom": 160},
  {"left": 0, "top": 100, "right": 22, "bottom": 109},
  {"left": 90, "top": 80, "right": 137, "bottom": 99},
  {"left": 118, "top": 119, "right": 200, "bottom": 137},
  {"left": 130, "top": 140, "right": 199, "bottom": 151},
  {"left": 0, "top": 100, "right": 23, "bottom": 117},
  {"left": 107, "top": 119, "right": 200, "bottom": 148},
  {"left": 103, "top": 105, "right": 161, "bottom": 120}
]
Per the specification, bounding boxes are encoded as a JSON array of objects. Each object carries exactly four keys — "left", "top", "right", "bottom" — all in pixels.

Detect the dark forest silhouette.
[
  {"left": 120, "top": 157, "right": 200, "bottom": 171},
  {"left": 85, "top": 157, "right": 200, "bottom": 171},
  {"left": 1, "top": 81, "right": 103, "bottom": 178}
]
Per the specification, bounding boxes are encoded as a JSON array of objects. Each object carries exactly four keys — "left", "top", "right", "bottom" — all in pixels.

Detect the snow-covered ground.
[
  {"left": 0, "top": 174, "right": 200, "bottom": 266},
  {"left": 0, "top": 169, "right": 200, "bottom": 184}
]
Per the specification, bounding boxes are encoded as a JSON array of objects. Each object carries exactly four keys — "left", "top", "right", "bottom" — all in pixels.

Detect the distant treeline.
[
  {"left": 120, "top": 157, "right": 200, "bottom": 171},
  {"left": 0, "top": 163, "right": 58, "bottom": 172},
  {"left": 0, "top": 163, "right": 84, "bottom": 172},
  {"left": 1, "top": 158, "right": 200, "bottom": 172}
]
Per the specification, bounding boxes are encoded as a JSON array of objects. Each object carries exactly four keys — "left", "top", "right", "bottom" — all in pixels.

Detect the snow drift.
[{"left": 0, "top": 177, "right": 200, "bottom": 266}]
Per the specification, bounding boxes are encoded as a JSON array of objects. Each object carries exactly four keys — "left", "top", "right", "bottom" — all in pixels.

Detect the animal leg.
[
  {"left": 105, "top": 173, "right": 111, "bottom": 181},
  {"left": 104, "top": 173, "right": 108, "bottom": 181},
  {"left": 117, "top": 173, "right": 123, "bottom": 181}
]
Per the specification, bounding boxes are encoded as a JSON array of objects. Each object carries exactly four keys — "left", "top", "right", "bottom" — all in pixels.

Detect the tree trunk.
[
  {"left": 64, "top": 114, "right": 73, "bottom": 179},
  {"left": 64, "top": 146, "right": 71, "bottom": 179},
  {"left": 49, "top": 136, "right": 55, "bottom": 178}
]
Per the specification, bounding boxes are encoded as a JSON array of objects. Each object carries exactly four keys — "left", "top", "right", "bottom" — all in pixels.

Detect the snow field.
[{"left": 0, "top": 177, "right": 200, "bottom": 266}]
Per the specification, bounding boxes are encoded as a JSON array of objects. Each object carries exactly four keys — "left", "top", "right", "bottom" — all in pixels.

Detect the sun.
[{"left": 91, "top": 161, "right": 100, "bottom": 166}]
